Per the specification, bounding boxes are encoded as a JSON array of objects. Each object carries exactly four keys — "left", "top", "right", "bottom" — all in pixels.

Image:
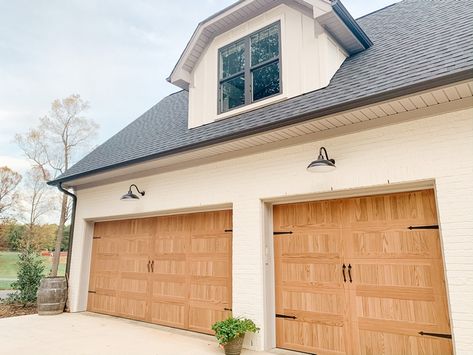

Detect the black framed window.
[{"left": 219, "top": 22, "right": 281, "bottom": 113}]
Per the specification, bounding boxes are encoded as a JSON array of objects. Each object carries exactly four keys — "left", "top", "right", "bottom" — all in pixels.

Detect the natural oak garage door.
[
  {"left": 274, "top": 190, "right": 452, "bottom": 355},
  {"left": 87, "top": 210, "right": 232, "bottom": 334}
]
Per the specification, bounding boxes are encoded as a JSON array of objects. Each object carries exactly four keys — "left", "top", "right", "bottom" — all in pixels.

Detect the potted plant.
[{"left": 212, "top": 316, "right": 259, "bottom": 355}]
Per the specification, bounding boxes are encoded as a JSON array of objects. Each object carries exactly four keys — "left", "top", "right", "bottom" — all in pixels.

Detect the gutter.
[
  {"left": 56, "top": 182, "right": 77, "bottom": 292},
  {"left": 47, "top": 67, "right": 473, "bottom": 187}
]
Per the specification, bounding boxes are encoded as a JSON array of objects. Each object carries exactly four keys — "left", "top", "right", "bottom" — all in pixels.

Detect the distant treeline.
[{"left": 0, "top": 221, "right": 70, "bottom": 252}]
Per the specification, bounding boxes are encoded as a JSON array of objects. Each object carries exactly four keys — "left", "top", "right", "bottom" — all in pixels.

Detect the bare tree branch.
[
  {"left": 16, "top": 94, "right": 98, "bottom": 275},
  {"left": 0, "top": 166, "right": 22, "bottom": 219}
]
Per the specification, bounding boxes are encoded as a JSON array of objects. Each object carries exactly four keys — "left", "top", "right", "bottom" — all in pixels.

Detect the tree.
[
  {"left": 0, "top": 166, "right": 22, "bottom": 219},
  {"left": 3, "top": 223, "right": 26, "bottom": 251},
  {"left": 16, "top": 94, "right": 98, "bottom": 276},
  {"left": 20, "top": 167, "right": 55, "bottom": 251}
]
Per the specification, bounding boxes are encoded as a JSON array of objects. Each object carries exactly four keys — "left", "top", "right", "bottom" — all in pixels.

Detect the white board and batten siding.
[{"left": 188, "top": 3, "right": 347, "bottom": 128}]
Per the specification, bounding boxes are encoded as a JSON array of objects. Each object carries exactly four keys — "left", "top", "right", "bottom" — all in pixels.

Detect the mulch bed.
[{"left": 0, "top": 302, "right": 37, "bottom": 318}]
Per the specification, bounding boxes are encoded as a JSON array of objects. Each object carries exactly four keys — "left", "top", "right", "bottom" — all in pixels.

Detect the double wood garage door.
[
  {"left": 87, "top": 210, "right": 232, "bottom": 334},
  {"left": 274, "top": 190, "right": 452, "bottom": 355}
]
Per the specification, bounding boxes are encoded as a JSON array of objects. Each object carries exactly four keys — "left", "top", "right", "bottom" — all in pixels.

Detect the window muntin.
[
  {"left": 219, "top": 22, "right": 281, "bottom": 113},
  {"left": 220, "top": 40, "right": 245, "bottom": 80}
]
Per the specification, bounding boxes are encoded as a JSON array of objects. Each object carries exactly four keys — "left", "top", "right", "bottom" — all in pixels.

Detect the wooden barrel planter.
[{"left": 37, "top": 277, "right": 67, "bottom": 315}]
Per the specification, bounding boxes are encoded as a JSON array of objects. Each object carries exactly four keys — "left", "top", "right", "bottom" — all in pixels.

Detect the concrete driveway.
[{"left": 0, "top": 312, "right": 274, "bottom": 355}]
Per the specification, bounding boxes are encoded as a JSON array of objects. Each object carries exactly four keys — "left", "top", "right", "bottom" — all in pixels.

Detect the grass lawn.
[{"left": 0, "top": 251, "right": 66, "bottom": 290}]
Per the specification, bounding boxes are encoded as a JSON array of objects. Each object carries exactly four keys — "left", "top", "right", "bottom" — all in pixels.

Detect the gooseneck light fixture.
[
  {"left": 307, "top": 147, "right": 336, "bottom": 172},
  {"left": 120, "top": 184, "right": 145, "bottom": 201}
]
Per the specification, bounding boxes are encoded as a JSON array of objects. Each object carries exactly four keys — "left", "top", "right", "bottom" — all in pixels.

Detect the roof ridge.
[{"left": 356, "top": 1, "right": 401, "bottom": 21}]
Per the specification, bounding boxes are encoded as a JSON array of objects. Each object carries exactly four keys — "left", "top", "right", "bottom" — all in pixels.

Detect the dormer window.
[{"left": 218, "top": 22, "right": 281, "bottom": 113}]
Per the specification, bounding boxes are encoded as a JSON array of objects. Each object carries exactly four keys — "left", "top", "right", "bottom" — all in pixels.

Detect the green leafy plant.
[
  {"left": 211, "top": 317, "right": 259, "bottom": 345},
  {"left": 8, "top": 247, "right": 45, "bottom": 304}
]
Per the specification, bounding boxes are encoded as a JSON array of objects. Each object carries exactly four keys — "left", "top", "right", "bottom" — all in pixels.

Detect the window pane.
[
  {"left": 220, "top": 40, "right": 245, "bottom": 79},
  {"left": 252, "top": 61, "right": 280, "bottom": 101},
  {"left": 221, "top": 75, "right": 245, "bottom": 111},
  {"left": 250, "top": 24, "right": 279, "bottom": 66}
]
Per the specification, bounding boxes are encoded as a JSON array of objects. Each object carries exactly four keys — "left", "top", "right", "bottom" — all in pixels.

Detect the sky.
[{"left": 0, "top": 0, "right": 400, "bottom": 175}]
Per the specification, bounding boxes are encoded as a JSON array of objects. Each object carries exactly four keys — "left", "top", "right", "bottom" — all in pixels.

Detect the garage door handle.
[
  {"left": 151, "top": 260, "right": 154, "bottom": 273},
  {"left": 348, "top": 264, "right": 353, "bottom": 283},
  {"left": 147, "top": 260, "right": 151, "bottom": 273},
  {"left": 342, "top": 264, "right": 347, "bottom": 282}
]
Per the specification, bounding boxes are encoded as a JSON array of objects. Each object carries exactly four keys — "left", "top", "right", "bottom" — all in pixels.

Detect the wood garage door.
[
  {"left": 274, "top": 190, "right": 452, "bottom": 355},
  {"left": 88, "top": 210, "right": 232, "bottom": 334}
]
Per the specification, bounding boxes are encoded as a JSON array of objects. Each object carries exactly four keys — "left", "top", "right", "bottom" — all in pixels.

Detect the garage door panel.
[
  {"left": 150, "top": 301, "right": 186, "bottom": 328},
  {"left": 94, "top": 239, "right": 120, "bottom": 255},
  {"left": 117, "top": 297, "right": 147, "bottom": 320},
  {"left": 190, "top": 281, "right": 230, "bottom": 304},
  {"left": 354, "top": 262, "right": 435, "bottom": 288},
  {"left": 348, "top": 230, "right": 440, "bottom": 259},
  {"left": 356, "top": 295, "right": 441, "bottom": 324},
  {"left": 153, "top": 259, "right": 187, "bottom": 275},
  {"left": 119, "top": 256, "right": 149, "bottom": 273},
  {"left": 94, "top": 219, "right": 133, "bottom": 236},
  {"left": 119, "top": 276, "right": 148, "bottom": 294},
  {"left": 88, "top": 293, "right": 118, "bottom": 315},
  {"left": 190, "top": 210, "right": 232, "bottom": 232},
  {"left": 281, "top": 289, "right": 346, "bottom": 315},
  {"left": 279, "top": 229, "right": 342, "bottom": 256},
  {"left": 93, "top": 257, "right": 120, "bottom": 273},
  {"left": 342, "top": 191, "right": 438, "bottom": 227},
  {"left": 189, "top": 307, "right": 230, "bottom": 334},
  {"left": 189, "top": 259, "right": 229, "bottom": 278},
  {"left": 359, "top": 329, "right": 452, "bottom": 355},
  {"left": 119, "top": 235, "right": 151, "bottom": 255},
  {"left": 274, "top": 200, "right": 342, "bottom": 228},
  {"left": 153, "top": 237, "right": 186, "bottom": 255},
  {"left": 151, "top": 277, "right": 187, "bottom": 300},
  {"left": 277, "top": 319, "right": 347, "bottom": 355},
  {"left": 91, "top": 274, "right": 120, "bottom": 293},
  {"left": 280, "top": 260, "right": 343, "bottom": 287},
  {"left": 191, "top": 234, "right": 231, "bottom": 254}
]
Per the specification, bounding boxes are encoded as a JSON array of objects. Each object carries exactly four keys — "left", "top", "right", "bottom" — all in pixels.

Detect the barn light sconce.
[
  {"left": 120, "top": 184, "right": 145, "bottom": 201},
  {"left": 307, "top": 147, "right": 336, "bottom": 172}
]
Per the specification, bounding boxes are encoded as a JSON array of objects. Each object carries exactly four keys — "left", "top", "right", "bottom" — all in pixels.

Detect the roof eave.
[{"left": 331, "top": 0, "right": 373, "bottom": 48}]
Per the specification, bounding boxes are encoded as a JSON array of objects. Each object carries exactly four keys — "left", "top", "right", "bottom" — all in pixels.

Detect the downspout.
[{"left": 56, "top": 182, "right": 77, "bottom": 311}]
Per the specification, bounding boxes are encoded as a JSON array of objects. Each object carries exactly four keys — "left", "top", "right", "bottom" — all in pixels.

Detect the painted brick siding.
[{"left": 70, "top": 106, "right": 473, "bottom": 353}]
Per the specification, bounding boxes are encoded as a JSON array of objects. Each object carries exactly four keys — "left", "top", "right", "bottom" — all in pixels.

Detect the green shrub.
[
  {"left": 8, "top": 247, "right": 45, "bottom": 304},
  {"left": 211, "top": 317, "right": 259, "bottom": 345}
]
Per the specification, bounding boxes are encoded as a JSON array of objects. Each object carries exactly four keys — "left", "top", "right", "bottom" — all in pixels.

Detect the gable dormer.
[{"left": 169, "top": 0, "right": 372, "bottom": 128}]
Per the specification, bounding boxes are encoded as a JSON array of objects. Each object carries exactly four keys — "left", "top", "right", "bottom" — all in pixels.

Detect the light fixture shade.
[
  {"left": 307, "top": 147, "right": 336, "bottom": 173},
  {"left": 120, "top": 191, "right": 140, "bottom": 200},
  {"left": 120, "top": 184, "right": 145, "bottom": 201}
]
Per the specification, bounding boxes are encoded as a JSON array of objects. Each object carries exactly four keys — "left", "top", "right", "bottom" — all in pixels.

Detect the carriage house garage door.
[
  {"left": 274, "top": 190, "right": 453, "bottom": 355},
  {"left": 87, "top": 210, "right": 232, "bottom": 334}
]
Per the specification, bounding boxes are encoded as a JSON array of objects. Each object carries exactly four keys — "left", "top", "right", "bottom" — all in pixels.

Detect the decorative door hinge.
[
  {"left": 224, "top": 229, "right": 233, "bottom": 232},
  {"left": 88, "top": 291, "right": 96, "bottom": 294},
  {"left": 408, "top": 225, "right": 439, "bottom": 230},
  {"left": 418, "top": 331, "right": 451, "bottom": 339},
  {"left": 273, "top": 231, "right": 293, "bottom": 235},
  {"left": 224, "top": 308, "right": 232, "bottom": 311},
  {"left": 93, "top": 237, "right": 101, "bottom": 239},
  {"left": 275, "top": 313, "right": 297, "bottom": 319}
]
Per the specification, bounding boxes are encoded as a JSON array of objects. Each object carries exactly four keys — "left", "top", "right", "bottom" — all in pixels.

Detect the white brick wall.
[{"left": 69, "top": 107, "right": 473, "bottom": 353}]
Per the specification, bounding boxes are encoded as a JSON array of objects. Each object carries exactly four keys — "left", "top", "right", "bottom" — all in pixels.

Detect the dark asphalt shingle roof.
[{"left": 52, "top": 0, "right": 473, "bottom": 185}]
